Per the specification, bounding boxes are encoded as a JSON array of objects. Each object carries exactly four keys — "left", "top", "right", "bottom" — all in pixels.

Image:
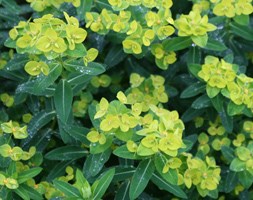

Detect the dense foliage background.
[{"left": 0, "top": 0, "right": 253, "bottom": 199}]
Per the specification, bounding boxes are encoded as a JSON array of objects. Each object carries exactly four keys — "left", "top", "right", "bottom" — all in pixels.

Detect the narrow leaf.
[
  {"left": 129, "top": 159, "right": 155, "bottom": 200},
  {"left": 163, "top": 37, "right": 192, "bottom": 51},
  {"left": 54, "top": 80, "right": 73, "bottom": 124},
  {"left": 18, "top": 167, "right": 42, "bottom": 184},
  {"left": 53, "top": 180, "right": 82, "bottom": 198}
]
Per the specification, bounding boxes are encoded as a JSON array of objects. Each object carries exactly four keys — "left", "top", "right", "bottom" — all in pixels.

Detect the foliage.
[{"left": 0, "top": 0, "right": 253, "bottom": 199}]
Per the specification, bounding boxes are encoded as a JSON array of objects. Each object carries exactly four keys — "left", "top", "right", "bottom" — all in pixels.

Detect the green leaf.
[
  {"left": 63, "top": 59, "right": 105, "bottom": 75},
  {"left": 90, "top": 136, "right": 113, "bottom": 154},
  {"left": 230, "top": 158, "right": 246, "bottom": 172},
  {"left": 154, "top": 154, "right": 178, "bottom": 185},
  {"left": 113, "top": 145, "right": 142, "bottom": 160},
  {"left": 92, "top": 168, "right": 115, "bottom": 200},
  {"left": 221, "top": 146, "right": 235, "bottom": 163},
  {"left": 187, "top": 46, "right": 201, "bottom": 64},
  {"left": 16, "top": 63, "right": 62, "bottom": 95},
  {"left": 238, "top": 170, "right": 253, "bottom": 188},
  {"left": 83, "top": 148, "right": 111, "bottom": 178},
  {"left": 65, "top": 43, "right": 87, "bottom": 57},
  {"left": 151, "top": 173, "right": 187, "bottom": 199},
  {"left": 230, "top": 22, "right": 253, "bottom": 41},
  {"left": 233, "top": 15, "right": 249, "bottom": 26},
  {"left": 210, "top": 94, "right": 224, "bottom": 112},
  {"left": 63, "top": 125, "right": 90, "bottom": 146},
  {"left": 191, "top": 34, "right": 208, "bottom": 47},
  {"left": 54, "top": 80, "right": 73, "bottom": 124},
  {"left": 14, "top": 186, "right": 30, "bottom": 200},
  {"left": 75, "top": 169, "right": 92, "bottom": 199},
  {"left": 191, "top": 94, "right": 211, "bottom": 109},
  {"left": 227, "top": 101, "right": 245, "bottom": 116},
  {"left": 46, "top": 160, "right": 73, "bottom": 181},
  {"left": 18, "top": 167, "right": 42, "bottom": 184},
  {"left": 113, "top": 167, "right": 136, "bottom": 182},
  {"left": 105, "top": 45, "right": 127, "bottom": 68},
  {"left": 181, "top": 107, "right": 205, "bottom": 122},
  {"left": 129, "top": 159, "right": 155, "bottom": 200},
  {"left": 222, "top": 170, "right": 238, "bottom": 193},
  {"left": 204, "top": 38, "right": 227, "bottom": 51},
  {"left": 219, "top": 104, "right": 233, "bottom": 133},
  {"left": 115, "top": 180, "right": 130, "bottom": 200},
  {"left": 21, "top": 110, "right": 56, "bottom": 148},
  {"left": 77, "top": 0, "right": 93, "bottom": 20},
  {"left": 53, "top": 180, "right": 82, "bottom": 198},
  {"left": 67, "top": 73, "right": 92, "bottom": 85},
  {"left": 187, "top": 63, "right": 202, "bottom": 78},
  {"left": 4, "top": 54, "right": 29, "bottom": 71},
  {"left": 19, "top": 184, "right": 43, "bottom": 200},
  {"left": 180, "top": 81, "right": 205, "bottom": 98},
  {"left": 163, "top": 36, "right": 192, "bottom": 51},
  {"left": 45, "top": 145, "right": 88, "bottom": 161},
  {"left": 206, "top": 85, "right": 220, "bottom": 98}
]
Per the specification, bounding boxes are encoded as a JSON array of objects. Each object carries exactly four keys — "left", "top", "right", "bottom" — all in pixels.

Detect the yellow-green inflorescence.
[
  {"left": 86, "top": 73, "right": 221, "bottom": 194},
  {"left": 26, "top": 0, "right": 80, "bottom": 12},
  {"left": 198, "top": 55, "right": 253, "bottom": 112},
  {"left": 9, "top": 12, "right": 98, "bottom": 76}
]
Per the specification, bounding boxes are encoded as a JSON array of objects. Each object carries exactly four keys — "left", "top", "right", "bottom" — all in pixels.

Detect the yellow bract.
[
  {"left": 24, "top": 61, "right": 50, "bottom": 76},
  {"left": 83, "top": 48, "right": 99, "bottom": 66}
]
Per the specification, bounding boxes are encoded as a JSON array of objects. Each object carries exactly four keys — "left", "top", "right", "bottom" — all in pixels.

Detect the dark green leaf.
[
  {"left": 47, "top": 160, "right": 73, "bottom": 181},
  {"left": 90, "top": 136, "right": 113, "bottom": 154},
  {"left": 191, "top": 94, "right": 211, "bottom": 109},
  {"left": 14, "top": 186, "right": 30, "bottom": 200},
  {"left": 63, "top": 125, "right": 90, "bottom": 146},
  {"left": 92, "top": 168, "right": 115, "bottom": 200},
  {"left": 204, "top": 38, "right": 227, "bottom": 51},
  {"left": 21, "top": 110, "right": 56, "bottom": 149},
  {"left": 221, "top": 146, "right": 235, "bottom": 163},
  {"left": 180, "top": 81, "right": 205, "bottom": 98},
  {"left": 105, "top": 45, "right": 127, "bottom": 68},
  {"left": 53, "top": 180, "right": 82, "bottom": 198},
  {"left": 129, "top": 159, "right": 155, "bottom": 200},
  {"left": 238, "top": 170, "right": 253, "bottom": 189},
  {"left": 65, "top": 43, "right": 87, "bottom": 57},
  {"left": 77, "top": 0, "right": 93, "bottom": 20},
  {"left": 219, "top": 105, "right": 233, "bottom": 133},
  {"left": 4, "top": 54, "right": 29, "bottom": 71},
  {"left": 64, "top": 59, "right": 105, "bottom": 75},
  {"left": 187, "top": 46, "right": 201, "bottom": 64},
  {"left": 54, "top": 80, "right": 73, "bottom": 124},
  {"left": 163, "top": 37, "right": 192, "bottom": 51},
  {"left": 181, "top": 107, "right": 205, "bottom": 122},
  {"left": 18, "top": 167, "right": 42, "bottom": 184},
  {"left": 83, "top": 148, "right": 111, "bottom": 178},
  {"left": 20, "top": 184, "right": 43, "bottom": 200},
  {"left": 230, "top": 22, "right": 253, "bottom": 41},
  {"left": 113, "top": 167, "right": 136, "bottom": 182},
  {"left": 223, "top": 170, "right": 238, "bottom": 193},
  {"left": 115, "top": 180, "right": 130, "bottom": 200},
  {"left": 210, "top": 94, "right": 224, "bottom": 112},
  {"left": 45, "top": 146, "right": 88, "bottom": 161},
  {"left": 187, "top": 63, "right": 202, "bottom": 78},
  {"left": 151, "top": 173, "right": 187, "bottom": 199}
]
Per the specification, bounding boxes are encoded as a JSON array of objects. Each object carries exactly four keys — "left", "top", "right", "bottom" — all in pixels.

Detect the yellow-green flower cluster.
[
  {"left": 198, "top": 56, "right": 237, "bottom": 97},
  {"left": 151, "top": 43, "right": 176, "bottom": 70},
  {"left": 0, "top": 174, "right": 19, "bottom": 189},
  {"left": 128, "top": 105, "right": 185, "bottom": 157},
  {"left": 174, "top": 10, "right": 216, "bottom": 37},
  {"left": 0, "top": 93, "right": 14, "bottom": 107},
  {"left": 184, "top": 156, "right": 221, "bottom": 197},
  {"left": 192, "top": 0, "right": 210, "bottom": 12},
  {"left": 227, "top": 74, "right": 253, "bottom": 109},
  {"left": 230, "top": 143, "right": 253, "bottom": 175},
  {"left": 85, "top": 1, "right": 175, "bottom": 56},
  {"left": 73, "top": 92, "right": 93, "bottom": 117},
  {"left": 0, "top": 144, "right": 36, "bottom": 161},
  {"left": 26, "top": 0, "right": 80, "bottom": 12},
  {"left": 126, "top": 73, "right": 169, "bottom": 111},
  {"left": 212, "top": 0, "right": 253, "bottom": 18},
  {"left": 9, "top": 13, "right": 87, "bottom": 60},
  {"left": 1, "top": 120, "right": 28, "bottom": 139}
]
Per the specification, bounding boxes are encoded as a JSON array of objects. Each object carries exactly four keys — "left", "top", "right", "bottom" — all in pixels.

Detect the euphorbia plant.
[{"left": 0, "top": 0, "right": 253, "bottom": 199}]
